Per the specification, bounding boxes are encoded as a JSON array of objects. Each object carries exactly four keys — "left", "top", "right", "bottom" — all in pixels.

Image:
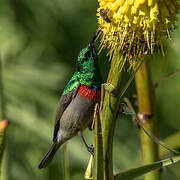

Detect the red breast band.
[{"left": 77, "top": 85, "right": 101, "bottom": 100}]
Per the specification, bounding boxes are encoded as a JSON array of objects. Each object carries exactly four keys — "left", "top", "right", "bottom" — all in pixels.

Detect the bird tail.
[{"left": 38, "top": 142, "right": 60, "bottom": 169}]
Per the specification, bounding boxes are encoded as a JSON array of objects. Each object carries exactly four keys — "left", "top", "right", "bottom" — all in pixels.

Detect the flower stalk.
[
  {"left": 93, "top": 104, "right": 104, "bottom": 180},
  {"left": 0, "top": 58, "right": 9, "bottom": 178},
  {"left": 135, "top": 59, "right": 160, "bottom": 180},
  {"left": 0, "top": 59, "right": 6, "bottom": 120},
  {"left": 62, "top": 144, "right": 70, "bottom": 180},
  {"left": 101, "top": 55, "right": 128, "bottom": 180}
]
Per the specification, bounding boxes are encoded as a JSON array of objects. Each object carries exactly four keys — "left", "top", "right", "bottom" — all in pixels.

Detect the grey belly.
[{"left": 58, "top": 95, "right": 96, "bottom": 141}]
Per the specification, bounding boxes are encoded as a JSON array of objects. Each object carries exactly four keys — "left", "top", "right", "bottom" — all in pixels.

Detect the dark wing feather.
[{"left": 53, "top": 85, "right": 80, "bottom": 141}]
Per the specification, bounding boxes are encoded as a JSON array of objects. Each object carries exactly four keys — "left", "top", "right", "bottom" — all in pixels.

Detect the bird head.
[
  {"left": 75, "top": 31, "right": 102, "bottom": 87},
  {"left": 76, "top": 31, "right": 99, "bottom": 73}
]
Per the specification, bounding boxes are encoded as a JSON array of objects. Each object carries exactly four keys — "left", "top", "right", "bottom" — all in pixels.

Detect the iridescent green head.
[
  {"left": 63, "top": 32, "right": 102, "bottom": 95},
  {"left": 75, "top": 42, "right": 102, "bottom": 88}
]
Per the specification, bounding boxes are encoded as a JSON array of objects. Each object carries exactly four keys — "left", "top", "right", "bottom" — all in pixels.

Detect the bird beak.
[{"left": 89, "top": 30, "right": 101, "bottom": 48}]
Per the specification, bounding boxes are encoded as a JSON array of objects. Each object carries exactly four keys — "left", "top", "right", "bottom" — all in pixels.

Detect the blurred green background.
[{"left": 0, "top": 0, "right": 180, "bottom": 179}]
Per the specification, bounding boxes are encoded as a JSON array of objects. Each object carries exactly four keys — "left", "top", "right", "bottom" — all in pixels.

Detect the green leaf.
[
  {"left": 160, "top": 131, "right": 180, "bottom": 157},
  {"left": 114, "top": 156, "right": 180, "bottom": 180}
]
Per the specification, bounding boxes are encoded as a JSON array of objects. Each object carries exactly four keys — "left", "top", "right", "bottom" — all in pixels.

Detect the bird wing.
[{"left": 53, "top": 85, "right": 80, "bottom": 142}]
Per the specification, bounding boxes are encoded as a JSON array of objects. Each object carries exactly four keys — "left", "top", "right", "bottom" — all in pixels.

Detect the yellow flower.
[{"left": 97, "top": 0, "right": 180, "bottom": 69}]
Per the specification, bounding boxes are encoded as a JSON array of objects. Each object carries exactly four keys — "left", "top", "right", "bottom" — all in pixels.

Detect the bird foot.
[{"left": 87, "top": 145, "right": 94, "bottom": 156}]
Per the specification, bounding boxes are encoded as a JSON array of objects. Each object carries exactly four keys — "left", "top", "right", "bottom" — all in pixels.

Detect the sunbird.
[{"left": 38, "top": 32, "right": 102, "bottom": 169}]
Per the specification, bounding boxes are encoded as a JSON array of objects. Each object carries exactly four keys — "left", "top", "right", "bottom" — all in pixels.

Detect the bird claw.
[{"left": 87, "top": 145, "right": 94, "bottom": 156}]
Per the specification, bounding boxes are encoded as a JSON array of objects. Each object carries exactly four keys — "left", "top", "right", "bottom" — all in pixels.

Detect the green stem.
[
  {"left": 135, "top": 60, "right": 161, "bottom": 180},
  {"left": 0, "top": 59, "right": 6, "bottom": 120},
  {"left": 62, "top": 144, "right": 70, "bottom": 180},
  {"left": 0, "top": 58, "right": 8, "bottom": 180},
  {"left": 94, "top": 104, "right": 104, "bottom": 180},
  {"left": 1, "top": 148, "right": 8, "bottom": 180},
  {"left": 101, "top": 56, "right": 127, "bottom": 180}
]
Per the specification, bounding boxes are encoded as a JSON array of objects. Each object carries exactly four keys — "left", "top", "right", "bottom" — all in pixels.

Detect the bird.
[{"left": 38, "top": 32, "right": 102, "bottom": 169}]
